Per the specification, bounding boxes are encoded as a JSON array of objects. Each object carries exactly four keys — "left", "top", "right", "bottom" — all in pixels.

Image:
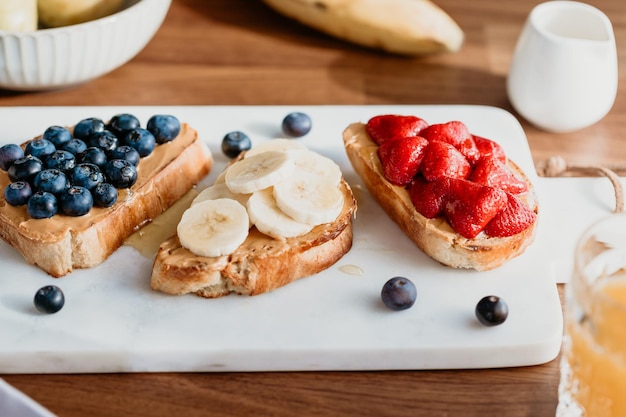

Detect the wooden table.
[{"left": 2, "top": 0, "right": 624, "bottom": 416}]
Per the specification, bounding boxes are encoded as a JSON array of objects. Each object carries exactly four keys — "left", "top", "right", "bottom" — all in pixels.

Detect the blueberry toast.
[{"left": 0, "top": 114, "right": 213, "bottom": 277}]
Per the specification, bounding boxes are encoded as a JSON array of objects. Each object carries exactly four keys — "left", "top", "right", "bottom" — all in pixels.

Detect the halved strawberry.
[
  {"left": 420, "top": 140, "right": 471, "bottom": 182},
  {"left": 473, "top": 135, "right": 507, "bottom": 164},
  {"left": 408, "top": 176, "right": 451, "bottom": 218},
  {"left": 444, "top": 178, "right": 508, "bottom": 239},
  {"left": 484, "top": 193, "right": 537, "bottom": 237},
  {"left": 366, "top": 115, "right": 429, "bottom": 145},
  {"left": 377, "top": 136, "right": 429, "bottom": 186},
  {"left": 420, "top": 121, "right": 480, "bottom": 165},
  {"left": 470, "top": 155, "right": 528, "bottom": 194}
]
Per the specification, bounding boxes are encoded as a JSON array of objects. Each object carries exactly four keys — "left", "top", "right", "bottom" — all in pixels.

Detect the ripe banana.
[
  {"left": 225, "top": 150, "right": 296, "bottom": 194},
  {"left": 244, "top": 138, "right": 307, "bottom": 158},
  {"left": 192, "top": 182, "right": 251, "bottom": 208},
  {"left": 289, "top": 149, "right": 343, "bottom": 187},
  {"left": 273, "top": 173, "right": 344, "bottom": 225},
  {"left": 0, "top": 1, "right": 37, "bottom": 31},
  {"left": 247, "top": 187, "right": 314, "bottom": 239},
  {"left": 262, "top": 0, "right": 464, "bottom": 55},
  {"left": 177, "top": 199, "right": 250, "bottom": 258},
  {"left": 37, "top": 0, "right": 124, "bottom": 28},
  {"left": 244, "top": 141, "right": 342, "bottom": 186},
  {"left": 177, "top": 139, "right": 348, "bottom": 256}
]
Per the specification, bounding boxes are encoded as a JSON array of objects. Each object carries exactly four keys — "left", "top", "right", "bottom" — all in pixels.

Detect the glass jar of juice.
[{"left": 557, "top": 213, "right": 626, "bottom": 416}]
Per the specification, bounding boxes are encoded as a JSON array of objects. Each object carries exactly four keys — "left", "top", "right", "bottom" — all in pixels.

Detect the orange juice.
[
  {"left": 558, "top": 214, "right": 626, "bottom": 417},
  {"left": 560, "top": 276, "right": 626, "bottom": 417}
]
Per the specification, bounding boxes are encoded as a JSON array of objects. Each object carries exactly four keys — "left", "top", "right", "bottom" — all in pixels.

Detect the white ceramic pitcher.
[{"left": 506, "top": 1, "right": 618, "bottom": 133}]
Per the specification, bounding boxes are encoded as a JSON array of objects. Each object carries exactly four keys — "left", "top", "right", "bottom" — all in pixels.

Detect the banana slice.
[
  {"left": 177, "top": 199, "right": 250, "bottom": 257},
  {"left": 244, "top": 138, "right": 307, "bottom": 158},
  {"left": 247, "top": 188, "right": 314, "bottom": 239},
  {"left": 225, "top": 150, "right": 296, "bottom": 194},
  {"left": 192, "top": 182, "right": 251, "bottom": 208},
  {"left": 273, "top": 173, "right": 344, "bottom": 225},
  {"left": 288, "top": 149, "right": 343, "bottom": 186},
  {"left": 214, "top": 168, "right": 228, "bottom": 185}
]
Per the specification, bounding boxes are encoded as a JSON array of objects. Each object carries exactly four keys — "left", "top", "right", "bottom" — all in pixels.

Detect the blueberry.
[
  {"left": 4, "top": 181, "right": 32, "bottom": 206},
  {"left": 475, "top": 295, "right": 509, "bottom": 326},
  {"left": 88, "top": 130, "right": 118, "bottom": 152},
  {"left": 282, "top": 112, "right": 312, "bottom": 137},
  {"left": 59, "top": 186, "right": 93, "bottom": 216},
  {"left": 27, "top": 191, "right": 57, "bottom": 219},
  {"left": 107, "top": 113, "right": 141, "bottom": 139},
  {"left": 73, "top": 117, "right": 105, "bottom": 140},
  {"left": 7, "top": 155, "right": 43, "bottom": 182},
  {"left": 42, "top": 126, "right": 72, "bottom": 147},
  {"left": 61, "top": 138, "right": 88, "bottom": 155},
  {"left": 79, "top": 147, "right": 108, "bottom": 168},
  {"left": 123, "top": 128, "right": 156, "bottom": 157},
  {"left": 34, "top": 285, "right": 65, "bottom": 314},
  {"left": 70, "top": 163, "right": 104, "bottom": 190},
  {"left": 105, "top": 159, "right": 138, "bottom": 188},
  {"left": 221, "top": 131, "right": 252, "bottom": 158},
  {"left": 92, "top": 182, "right": 118, "bottom": 208},
  {"left": 107, "top": 145, "right": 140, "bottom": 166},
  {"left": 33, "top": 169, "right": 70, "bottom": 195},
  {"left": 25, "top": 138, "right": 56, "bottom": 160},
  {"left": 381, "top": 277, "right": 417, "bottom": 311},
  {"left": 0, "top": 144, "right": 24, "bottom": 171},
  {"left": 45, "top": 150, "right": 76, "bottom": 172},
  {"left": 147, "top": 114, "right": 181, "bottom": 144}
]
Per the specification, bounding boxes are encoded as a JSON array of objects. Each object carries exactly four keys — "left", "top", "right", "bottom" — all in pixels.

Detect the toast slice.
[
  {"left": 151, "top": 174, "right": 356, "bottom": 298},
  {"left": 343, "top": 122, "right": 538, "bottom": 271},
  {"left": 0, "top": 122, "right": 213, "bottom": 277}
]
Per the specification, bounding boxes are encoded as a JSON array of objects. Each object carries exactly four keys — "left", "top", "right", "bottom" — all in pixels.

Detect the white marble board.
[{"left": 0, "top": 105, "right": 616, "bottom": 374}]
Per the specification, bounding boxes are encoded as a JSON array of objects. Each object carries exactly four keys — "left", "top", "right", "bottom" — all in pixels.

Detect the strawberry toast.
[{"left": 343, "top": 114, "right": 538, "bottom": 271}]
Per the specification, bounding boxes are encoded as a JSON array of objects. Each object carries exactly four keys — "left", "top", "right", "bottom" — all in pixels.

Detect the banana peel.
[{"left": 262, "top": 0, "right": 464, "bottom": 55}]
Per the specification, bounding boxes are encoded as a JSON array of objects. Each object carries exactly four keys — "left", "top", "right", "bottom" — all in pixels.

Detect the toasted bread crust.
[
  {"left": 151, "top": 179, "right": 356, "bottom": 297},
  {"left": 343, "top": 122, "right": 537, "bottom": 271},
  {"left": 0, "top": 123, "right": 213, "bottom": 277}
]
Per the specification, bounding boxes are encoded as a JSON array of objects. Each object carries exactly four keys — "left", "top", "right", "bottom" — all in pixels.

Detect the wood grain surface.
[{"left": 1, "top": 0, "right": 624, "bottom": 416}]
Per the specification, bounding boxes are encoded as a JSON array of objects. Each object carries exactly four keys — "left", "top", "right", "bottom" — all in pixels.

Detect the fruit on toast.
[
  {"left": 151, "top": 140, "right": 356, "bottom": 298},
  {"left": 0, "top": 114, "right": 213, "bottom": 277},
  {"left": 344, "top": 115, "right": 537, "bottom": 271}
]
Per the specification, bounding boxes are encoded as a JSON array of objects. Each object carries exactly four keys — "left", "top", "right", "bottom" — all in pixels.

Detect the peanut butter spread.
[
  {"left": 156, "top": 180, "right": 356, "bottom": 270},
  {"left": 0, "top": 123, "right": 198, "bottom": 243}
]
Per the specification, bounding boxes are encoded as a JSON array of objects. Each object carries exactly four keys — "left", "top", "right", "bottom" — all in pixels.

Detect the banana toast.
[
  {"left": 151, "top": 143, "right": 357, "bottom": 297},
  {"left": 0, "top": 120, "right": 213, "bottom": 277}
]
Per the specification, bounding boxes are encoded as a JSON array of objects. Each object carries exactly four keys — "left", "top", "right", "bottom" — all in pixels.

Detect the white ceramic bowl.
[{"left": 0, "top": 0, "right": 171, "bottom": 91}]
